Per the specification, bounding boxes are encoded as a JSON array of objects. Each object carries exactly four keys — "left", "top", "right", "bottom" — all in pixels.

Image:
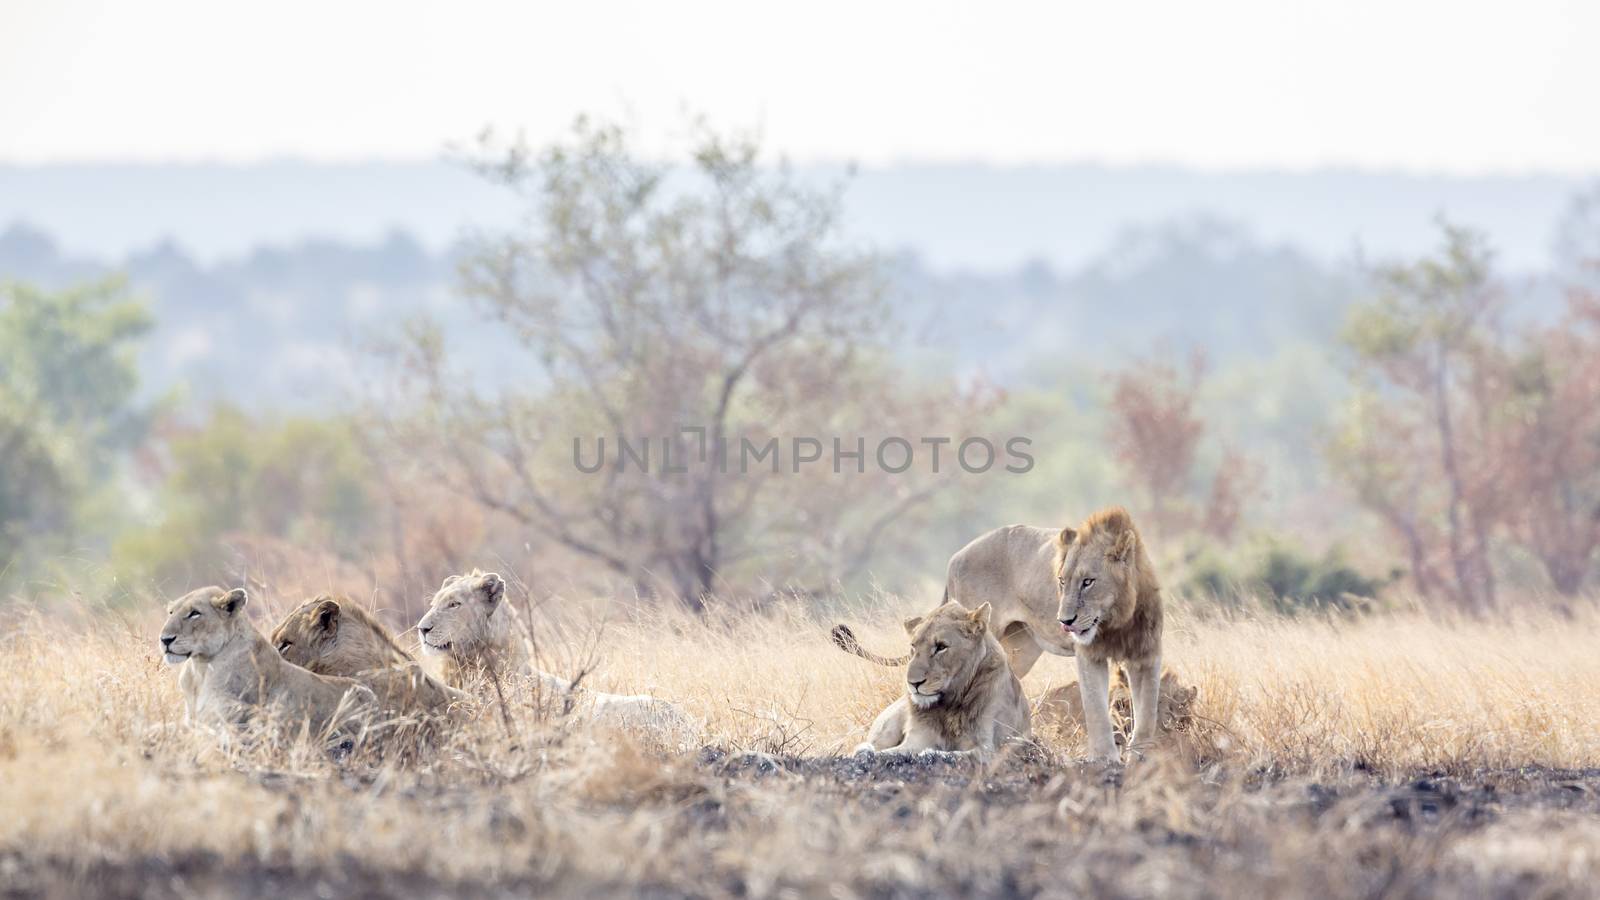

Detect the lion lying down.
[
  {"left": 159, "top": 586, "right": 378, "bottom": 740},
  {"left": 270, "top": 595, "right": 468, "bottom": 717},
  {"left": 855, "top": 600, "right": 1032, "bottom": 758},
  {"left": 1034, "top": 670, "right": 1198, "bottom": 740},
  {"left": 415, "top": 570, "right": 699, "bottom": 738}
]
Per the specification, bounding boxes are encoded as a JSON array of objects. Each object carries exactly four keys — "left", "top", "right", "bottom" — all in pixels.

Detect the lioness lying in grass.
[
  {"left": 855, "top": 600, "right": 1031, "bottom": 758},
  {"left": 416, "top": 570, "right": 700, "bottom": 738},
  {"left": 159, "top": 586, "right": 377, "bottom": 741},
  {"left": 270, "top": 595, "right": 469, "bottom": 717}
]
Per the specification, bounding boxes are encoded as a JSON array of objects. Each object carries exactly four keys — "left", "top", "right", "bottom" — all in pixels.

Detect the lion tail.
[{"left": 830, "top": 623, "right": 910, "bottom": 667}]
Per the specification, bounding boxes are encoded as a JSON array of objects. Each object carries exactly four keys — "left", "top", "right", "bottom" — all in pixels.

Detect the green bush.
[
  {"left": 112, "top": 408, "right": 377, "bottom": 587},
  {"left": 1183, "top": 540, "right": 1393, "bottom": 615},
  {"left": 0, "top": 279, "right": 153, "bottom": 587}
]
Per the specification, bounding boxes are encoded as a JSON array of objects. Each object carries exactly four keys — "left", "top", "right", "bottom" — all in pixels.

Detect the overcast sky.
[{"left": 3, "top": 0, "right": 1597, "bottom": 173}]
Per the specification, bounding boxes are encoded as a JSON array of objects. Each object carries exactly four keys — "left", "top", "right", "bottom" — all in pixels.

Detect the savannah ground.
[{"left": 3, "top": 589, "right": 1600, "bottom": 899}]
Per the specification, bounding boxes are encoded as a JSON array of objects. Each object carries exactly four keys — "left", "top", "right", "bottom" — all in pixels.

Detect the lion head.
[
  {"left": 902, "top": 600, "right": 995, "bottom": 709},
  {"left": 1053, "top": 507, "right": 1145, "bottom": 647},
  {"left": 270, "top": 595, "right": 413, "bottom": 676},
  {"left": 159, "top": 586, "right": 249, "bottom": 664},
  {"left": 416, "top": 570, "right": 507, "bottom": 659}
]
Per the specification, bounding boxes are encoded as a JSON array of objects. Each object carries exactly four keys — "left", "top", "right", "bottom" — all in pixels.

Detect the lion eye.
[
  {"left": 277, "top": 641, "right": 292, "bottom": 654},
  {"left": 447, "top": 600, "right": 461, "bottom": 609},
  {"left": 933, "top": 641, "right": 948, "bottom": 654},
  {"left": 185, "top": 610, "right": 200, "bottom": 619},
  {"left": 1081, "top": 578, "right": 1095, "bottom": 590}
]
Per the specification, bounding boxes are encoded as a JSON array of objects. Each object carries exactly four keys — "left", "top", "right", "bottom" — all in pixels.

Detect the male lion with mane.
[
  {"left": 159, "top": 586, "right": 376, "bottom": 739},
  {"left": 1053, "top": 506, "right": 1164, "bottom": 763},
  {"left": 855, "top": 600, "right": 1031, "bottom": 758},
  {"left": 417, "top": 570, "right": 699, "bottom": 738},
  {"left": 270, "top": 595, "right": 469, "bottom": 716}
]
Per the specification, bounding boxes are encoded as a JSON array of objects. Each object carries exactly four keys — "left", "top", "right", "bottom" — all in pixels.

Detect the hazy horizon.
[{"left": 2, "top": 160, "right": 1590, "bottom": 274}]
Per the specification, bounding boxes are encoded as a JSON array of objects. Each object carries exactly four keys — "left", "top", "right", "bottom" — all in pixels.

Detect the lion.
[
  {"left": 854, "top": 600, "right": 1031, "bottom": 758},
  {"left": 833, "top": 524, "right": 1079, "bottom": 678},
  {"left": 1035, "top": 670, "right": 1196, "bottom": 738},
  {"left": 159, "top": 586, "right": 376, "bottom": 739},
  {"left": 1053, "top": 506, "right": 1165, "bottom": 762},
  {"left": 269, "top": 595, "right": 468, "bottom": 716},
  {"left": 417, "top": 570, "right": 699, "bottom": 737}
]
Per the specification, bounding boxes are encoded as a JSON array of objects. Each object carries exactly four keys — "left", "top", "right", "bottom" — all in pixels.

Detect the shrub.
[{"left": 1183, "top": 540, "right": 1394, "bottom": 615}]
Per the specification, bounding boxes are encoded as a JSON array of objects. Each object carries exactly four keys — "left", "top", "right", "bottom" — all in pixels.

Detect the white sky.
[{"left": 2, "top": 0, "right": 1598, "bottom": 172}]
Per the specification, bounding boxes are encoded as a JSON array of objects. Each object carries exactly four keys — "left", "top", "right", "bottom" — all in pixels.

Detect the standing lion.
[
  {"left": 833, "top": 524, "right": 1079, "bottom": 677},
  {"left": 1052, "top": 507, "right": 1164, "bottom": 762},
  {"left": 836, "top": 506, "right": 1168, "bottom": 764}
]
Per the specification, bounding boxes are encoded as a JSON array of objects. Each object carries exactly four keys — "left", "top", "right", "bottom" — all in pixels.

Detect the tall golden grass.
[{"left": 2, "top": 587, "right": 1598, "bottom": 895}]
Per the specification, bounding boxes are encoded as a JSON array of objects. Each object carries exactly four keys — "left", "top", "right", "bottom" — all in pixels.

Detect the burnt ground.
[{"left": 6, "top": 751, "right": 1600, "bottom": 899}]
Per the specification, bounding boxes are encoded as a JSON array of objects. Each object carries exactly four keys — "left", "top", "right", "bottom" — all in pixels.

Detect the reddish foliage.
[{"left": 1105, "top": 351, "right": 1256, "bottom": 541}]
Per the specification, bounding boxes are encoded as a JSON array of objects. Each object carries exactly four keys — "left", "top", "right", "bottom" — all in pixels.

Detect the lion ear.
[
  {"left": 1056, "top": 527, "right": 1076, "bottom": 549},
  {"left": 214, "top": 588, "right": 248, "bottom": 616},
  {"left": 902, "top": 615, "right": 924, "bottom": 636},
  {"left": 440, "top": 574, "right": 460, "bottom": 590},
  {"left": 313, "top": 598, "right": 340, "bottom": 635},
  {"left": 1109, "top": 528, "right": 1138, "bottom": 563},
  {"left": 966, "top": 602, "right": 992, "bottom": 633},
  {"left": 479, "top": 572, "right": 506, "bottom": 605}
]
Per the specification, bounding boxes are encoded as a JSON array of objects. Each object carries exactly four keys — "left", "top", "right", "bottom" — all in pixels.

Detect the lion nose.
[
  {"left": 909, "top": 678, "right": 926, "bottom": 689},
  {"left": 419, "top": 624, "right": 432, "bottom": 636},
  {"left": 1059, "top": 614, "right": 1077, "bottom": 627},
  {"left": 160, "top": 634, "right": 175, "bottom": 647}
]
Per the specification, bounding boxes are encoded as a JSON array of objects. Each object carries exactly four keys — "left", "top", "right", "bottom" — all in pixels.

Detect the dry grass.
[{"left": 3, "top": 590, "right": 1600, "bottom": 898}]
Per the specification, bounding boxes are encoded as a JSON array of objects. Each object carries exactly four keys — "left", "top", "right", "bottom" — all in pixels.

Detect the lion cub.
[
  {"left": 855, "top": 600, "right": 1031, "bottom": 758},
  {"left": 159, "top": 586, "right": 376, "bottom": 738}
]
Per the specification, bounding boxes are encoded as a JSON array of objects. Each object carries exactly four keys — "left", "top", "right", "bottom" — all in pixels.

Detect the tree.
[
  {"left": 1489, "top": 276, "right": 1600, "bottom": 597},
  {"left": 1332, "top": 226, "right": 1504, "bottom": 611},
  {"left": 0, "top": 279, "right": 151, "bottom": 582},
  {"left": 112, "top": 408, "right": 378, "bottom": 590},
  {"left": 1105, "top": 350, "right": 1254, "bottom": 542},
  {"left": 381, "top": 119, "right": 973, "bottom": 606}
]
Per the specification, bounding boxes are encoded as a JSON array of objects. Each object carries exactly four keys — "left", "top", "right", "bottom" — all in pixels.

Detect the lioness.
[
  {"left": 417, "top": 570, "right": 699, "bottom": 736},
  {"left": 855, "top": 600, "right": 1031, "bottom": 758},
  {"left": 270, "top": 595, "right": 468, "bottom": 715},
  {"left": 159, "top": 586, "right": 376, "bottom": 738},
  {"left": 834, "top": 524, "right": 1078, "bottom": 677},
  {"left": 1053, "top": 507, "right": 1164, "bottom": 762}
]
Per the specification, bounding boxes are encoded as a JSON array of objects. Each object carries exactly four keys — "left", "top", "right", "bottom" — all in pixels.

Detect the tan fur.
[
  {"left": 856, "top": 601, "right": 1031, "bottom": 758},
  {"left": 271, "top": 595, "right": 411, "bottom": 672},
  {"left": 1035, "top": 671, "right": 1197, "bottom": 736},
  {"left": 418, "top": 570, "right": 700, "bottom": 739},
  {"left": 269, "top": 595, "right": 468, "bottom": 715},
  {"left": 834, "top": 524, "right": 1079, "bottom": 677},
  {"left": 1053, "top": 506, "right": 1166, "bottom": 762},
  {"left": 415, "top": 570, "right": 524, "bottom": 685},
  {"left": 829, "top": 623, "right": 908, "bottom": 666},
  {"left": 1053, "top": 507, "right": 1164, "bottom": 663},
  {"left": 159, "top": 586, "right": 376, "bottom": 739}
]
